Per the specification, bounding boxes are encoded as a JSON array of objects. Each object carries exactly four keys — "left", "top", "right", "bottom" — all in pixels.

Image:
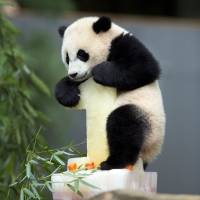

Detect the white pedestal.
[{"left": 51, "top": 158, "right": 157, "bottom": 200}]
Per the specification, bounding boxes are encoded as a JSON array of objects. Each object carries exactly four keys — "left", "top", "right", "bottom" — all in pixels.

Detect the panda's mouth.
[{"left": 70, "top": 72, "right": 91, "bottom": 82}]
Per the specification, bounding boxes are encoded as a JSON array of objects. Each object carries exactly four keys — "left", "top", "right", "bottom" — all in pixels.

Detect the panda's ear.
[
  {"left": 93, "top": 16, "right": 111, "bottom": 34},
  {"left": 58, "top": 25, "right": 67, "bottom": 37}
]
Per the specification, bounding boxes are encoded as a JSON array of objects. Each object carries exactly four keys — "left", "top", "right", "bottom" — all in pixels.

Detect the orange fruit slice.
[
  {"left": 126, "top": 164, "right": 134, "bottom": 171},
  {"left": 85, "top": 162, "right": 96, "bottom": 170},
  {"left": 67, "top": 162, "right": 77, "bottom": 172}
]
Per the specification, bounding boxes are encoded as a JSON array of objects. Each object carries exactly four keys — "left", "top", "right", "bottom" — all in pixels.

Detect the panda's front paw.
[
  {"left": 55, "top": 77, "right": 80, "bottom": 107},
  {"left": 92, "top": 62, "right": 114, "bottom": 86}
]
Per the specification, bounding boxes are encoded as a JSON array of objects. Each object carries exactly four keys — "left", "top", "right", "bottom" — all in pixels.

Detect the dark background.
[{"left": 16, "top": 0, "right": 200, "bottom": 18}]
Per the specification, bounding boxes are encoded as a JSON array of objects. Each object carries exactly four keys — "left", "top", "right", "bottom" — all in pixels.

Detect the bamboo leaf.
[
  {"left": 46, "top": 182, "right": 53, "bottom": 192},
  {"left": 62, "top": 171, "right": 75, "bottom": 177},
  {"left": 20, "top": 189, "right": 24, "bottom": 200},
  {"left": 67, "top": 183, "right": 83, "bottom": 197},
  {"left": 25, "top": 100, "right": 38, "bottom": 118},
  {"left": 26, "top": 163, "right": 31, "bottom": 179},
  {"left": 51, "top": 165, "right": 62, "bottom": 175},
  {"left": 9, "top": 181, "right": 18, "bottom": 187},
  {"left": 29, "top": 160, "right": 39, "bottom": 165},
  {"left": 16, "top": 129, "right": 21, "bottom": 145},
  {"left": 54, "top": 151, "right": 66, "bottom": 156},
  {"left": 77, "top": 190, "right": 83, "bottom": 197},
  {"left": 23, "top": 188, "right": 35, "bottom": 198},
  {"left": 46, "top": 160, "right": 54, "bottom": 165},
  {"left": 63, "top": 151, "right": 75, "bottom": 156},
  {"left": 30, "top": 72, "right": 50, "bottom": 96},
  {"left": 54, "top": 155, "right": 65, "bottom": 166},
  {"left": 66, "top": 184, "right": 76, "bottom": 192},
  {"left": 35, "top": 155, "right": 47, "bottom": 162},
  {"left": 74, "top": 180, "right": 79, "bottom": 193},
  {"left": 80, "top": 180, "right": 100, "bottom": 190},
  {"left": 31, "top": 185, "right": 40, "bottom": 199}
]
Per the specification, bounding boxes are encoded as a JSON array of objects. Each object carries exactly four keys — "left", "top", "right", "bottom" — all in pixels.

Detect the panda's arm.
[
  {"left": 55, "top": 77, "right": 80, "bottom": 107},
  {"left": 92, "top": 33, "right": 160, "bottom": 91}
]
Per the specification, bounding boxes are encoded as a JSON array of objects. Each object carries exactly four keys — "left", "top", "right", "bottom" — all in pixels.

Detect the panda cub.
[{"left": 55, "top": 16, "right": 165, "bottom": 170}]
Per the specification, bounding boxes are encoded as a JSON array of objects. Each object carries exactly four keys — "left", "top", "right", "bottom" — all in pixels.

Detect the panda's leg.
[{"left": 100, "top": 104, "right": 149, "bottom": 170}]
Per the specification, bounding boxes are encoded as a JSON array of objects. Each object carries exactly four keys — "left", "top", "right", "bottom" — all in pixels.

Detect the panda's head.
[{"left": 58, "top": 16, "right": 125, "bottom": 81}]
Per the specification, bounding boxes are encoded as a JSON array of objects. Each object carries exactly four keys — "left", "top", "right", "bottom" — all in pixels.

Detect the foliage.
[
  {"left": 0, "top": 6, "right": 94, "bottom": 199},
  {"left": 16, "top": 30, "right": 73, "bottom": 148},
  {"left": 0, "top": 5, "right": 50, "bottom": 199},
  {"left": 9, "top": 131, "right": 84, "bottom": 199},
  {"left": 19, "top": 30, "right": 82, "bottom": 148},
  {"left": 61, "top": 169, "right": 100, "bottom": 197},
  {"left": 10, "top": 133, "right": 98, "bottom": 199}
]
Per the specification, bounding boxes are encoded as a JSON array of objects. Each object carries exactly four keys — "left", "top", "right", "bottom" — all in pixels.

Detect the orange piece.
[
  {"left": 85, "top": 162, "right": 96, "bottom": 170},
  {"left": 67, "top": 162, "right": 77, "bottom": 172},
  {"left": 126, "top": 164, "right": 134, "bottom": 171}
]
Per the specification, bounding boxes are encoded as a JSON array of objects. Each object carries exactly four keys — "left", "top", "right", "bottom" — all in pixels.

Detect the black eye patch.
[
  {"left": 77, "top": 49, "right": 89, "bottom": 62},
  {"left": 66, "top": 53, "right": 69, "bottom": 64}
]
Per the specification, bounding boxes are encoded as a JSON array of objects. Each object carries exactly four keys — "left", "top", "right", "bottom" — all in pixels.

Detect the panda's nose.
[{"left": 69, "top": 73, "right": 78, "bottom": 79}]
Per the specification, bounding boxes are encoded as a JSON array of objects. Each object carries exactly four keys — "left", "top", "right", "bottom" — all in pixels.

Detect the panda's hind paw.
[
  {"left": 100, "top": 159, "right": 126, "bottom": 170},
  {"left": 100, "top": 161, "right": 113, "bottom": 170}
]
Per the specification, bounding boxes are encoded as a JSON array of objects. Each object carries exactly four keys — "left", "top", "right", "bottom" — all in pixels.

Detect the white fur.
[
  {"left": 61, "top": 17, "right": 166, "bottom": 165},
  {"left": 62, "top": 17, "right": 126, "bottom": 79},
  {"left": 76, "top": 78, "right": 117, "bottom": 165},
  {"left": 115, "top": 81, "right": 166, "bottom": 162}
]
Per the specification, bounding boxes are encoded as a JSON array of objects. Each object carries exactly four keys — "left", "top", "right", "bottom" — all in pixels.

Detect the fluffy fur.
[
  {"left": 92, "top": 33, "right": 160, "bottom": 91},
  {"left": 92, "top": 16, "right": 111, "bottom": 33},
  {"left": 55, "top": 16, "right": 166, "bottom": 169},
  {"left": 58, "top": 26, "right": 67, "bottom": 37},
  {"left": 55, "top": 77, "right": 80, "bottom": 107},
  {"left": 101, "top": 104, "right": 149, "bottom": 170}
]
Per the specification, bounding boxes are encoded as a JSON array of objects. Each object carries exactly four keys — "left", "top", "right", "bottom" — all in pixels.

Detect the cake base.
[{"left": 51, "top": 158, "right": 157, "bottom": 200}]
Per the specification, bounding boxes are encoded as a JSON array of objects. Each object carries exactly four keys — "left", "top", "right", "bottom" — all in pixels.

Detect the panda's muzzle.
[
  {"left": 68, "top": 72, "right": 91, "bottom": 82},
  {"left": 69, "top": 73, "right": 78, "bottom": 79}
]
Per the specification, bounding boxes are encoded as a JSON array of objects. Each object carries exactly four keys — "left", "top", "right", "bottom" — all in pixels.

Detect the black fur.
[
  {"left": 66, "top": 53, "right": 69, "bottom": 64},
  {"left": 93, "top": 16, "right": 111, "bottom": 33},
  {"left": 58, "top": 26, "right": 67, "bottom": 37},
  {"left": 77, "top": 49, "right": 89, "bottom": 62},
  {"left": 55, "top": 77, "right": 80, "bottom": 107},
  {"left": 92, "top": 33, "right": 160, "bottom": 91},
  {"left": 100, "top": 104, "right": 149, "bottom": 170}
]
